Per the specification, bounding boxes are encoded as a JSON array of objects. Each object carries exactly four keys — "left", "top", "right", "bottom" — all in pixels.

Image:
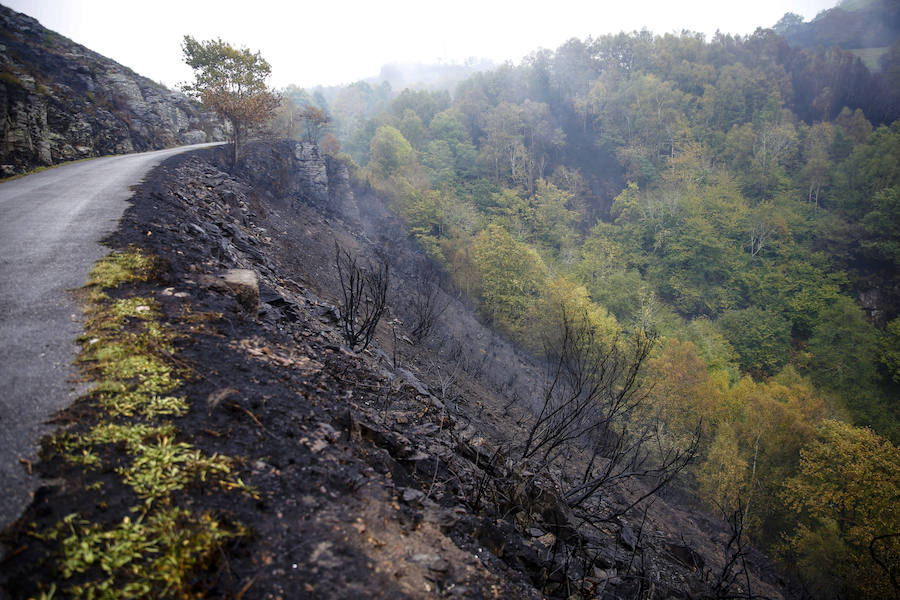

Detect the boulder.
[{"left": 222, "top": 269, "right": 259, "bottom": 315}]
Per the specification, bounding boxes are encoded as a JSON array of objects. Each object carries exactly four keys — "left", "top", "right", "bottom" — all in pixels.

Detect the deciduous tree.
[
  {"left": 782, "top": 420, "right": 900, "bottom": 599},
  {"left": 643, "top": 339, "right": 724, "bottom": 452},
  {"left": 181, "top": 36, "right": 280, "bottom": 165},
  {"left": 298, "top": 105, "right": 330, "bottom": 144},
  {"left": 472, "top": 224, "right": 547, "bottom": 330},
  {"left": 368, "top": 125, "right": 415, "bottom": 179},
  {"left": 718, "top": 307, "right": 792, "bottom": 377},
  {"left": 524, "top": 277, "right": 618, "bottom": 355}
]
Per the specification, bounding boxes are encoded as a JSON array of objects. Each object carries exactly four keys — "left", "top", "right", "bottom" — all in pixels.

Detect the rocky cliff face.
[
  {"left": 0, "top": 4, "right": 224, "bottom": 176},
  {"left": 235, "top": 140, "right": 358, "bottom": 220}
]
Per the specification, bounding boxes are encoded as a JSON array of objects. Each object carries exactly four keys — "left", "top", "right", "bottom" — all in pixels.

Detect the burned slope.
[{"left": 1, "top": 141, "right": 791, "bottom": 599}]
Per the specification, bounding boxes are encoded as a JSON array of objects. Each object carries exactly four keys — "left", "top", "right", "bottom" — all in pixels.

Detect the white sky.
[{"left": 4, "top": 0, "right": 838, "bottom": 90}]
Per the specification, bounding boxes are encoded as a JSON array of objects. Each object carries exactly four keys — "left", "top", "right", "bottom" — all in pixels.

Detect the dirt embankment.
[{"left": 1, "top": 143, "right": 792, "bottom": 599}]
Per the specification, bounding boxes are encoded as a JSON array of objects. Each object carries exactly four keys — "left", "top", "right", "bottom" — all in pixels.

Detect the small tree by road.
[{"left": 181, "top": 36, "right": 280, "bottom": 165}]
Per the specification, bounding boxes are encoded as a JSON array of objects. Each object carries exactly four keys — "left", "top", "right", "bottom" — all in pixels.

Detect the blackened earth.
[{"left": 0, "top": 145, "right": 791, "bottom": 599}]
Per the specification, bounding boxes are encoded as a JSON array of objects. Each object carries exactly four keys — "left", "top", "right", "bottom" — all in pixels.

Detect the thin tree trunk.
[{"left": 231, "top": 120, "right": 241, "bottom": 167}]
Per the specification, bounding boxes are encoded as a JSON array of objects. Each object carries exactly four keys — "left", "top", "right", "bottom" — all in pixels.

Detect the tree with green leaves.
[
  {"left": 472, "top": 224, "right": 547, "bottom": 331},
  {"left": 181, "top": 36, "right": 280, "bottom": 165},
  {"left": 805, "top": 295, "right": 880, "bottom": 399},
  {"left": 862, "top": 185, "right": 900, "bottom": 273},
  {"left": 880, "top": 317, "right": 900, "bottom": 384},
  {"left": 367, "top": 125, "right": 415, "bottom": 179},
  {"left": 718, "top": 307, "right": 792, "bottom": 377}
]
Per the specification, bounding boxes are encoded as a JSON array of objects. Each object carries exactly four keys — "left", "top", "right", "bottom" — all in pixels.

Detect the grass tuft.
[
  {"left": 85, "top": 248, "right": 157, "bottom": 289},
  {"left": 40, "top": 509, "right": 243, "bottom": 598}
]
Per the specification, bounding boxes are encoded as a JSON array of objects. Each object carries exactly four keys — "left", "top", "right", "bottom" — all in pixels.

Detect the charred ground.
[{"left": 1, "top": 143, "right": 791, "bottom": 599}]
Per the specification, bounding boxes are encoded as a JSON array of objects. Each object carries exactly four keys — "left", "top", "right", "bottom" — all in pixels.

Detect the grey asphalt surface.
[{"left": 0, "top": 143, "right": 221, "bottom": 530}]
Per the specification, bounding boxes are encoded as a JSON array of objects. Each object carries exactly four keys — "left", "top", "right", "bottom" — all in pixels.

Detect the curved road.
[{"left": 0, "top": 143, "right": 221, "bottom": 530}]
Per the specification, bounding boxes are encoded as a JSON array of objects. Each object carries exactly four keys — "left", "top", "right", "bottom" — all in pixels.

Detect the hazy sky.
[{"left": 5, "top": 0, "right": 839, "bottom": 89}]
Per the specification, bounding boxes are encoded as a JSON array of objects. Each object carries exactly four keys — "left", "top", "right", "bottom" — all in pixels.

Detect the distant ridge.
[
  {"left": 366, "top": 59, "right": 496, "bottom": 92},
  {"left": 773, "top": 0, "right": 900, "bottom": 57}
]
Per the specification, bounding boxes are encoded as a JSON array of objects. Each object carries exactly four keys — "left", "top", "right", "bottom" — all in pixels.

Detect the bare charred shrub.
[
  {"left": 441, "top": 307, "right": 705, "bottom": 597},
  {"left": 708, "top": 502, "right": 755, "bottom": 599},
  {"left": 521, "top": 309, "right": 654, "bottom": 468},
  {"left": 426, "top": 353, "right": 463, "bottom": 411},
  {"left": 568, "top": 422, "right": 700, "bottom": 523},
  {"left": 434, "top": 334, "right": 489, "bottom": 382},
  {"left": 335, "top": 242, "right": 389, "bottom": 351},
  {"left": 409, "top": 264, "right": 449, "bottom": 344},
  {"left": 520, "top": 308, "right": 699, "bottom": 520}
]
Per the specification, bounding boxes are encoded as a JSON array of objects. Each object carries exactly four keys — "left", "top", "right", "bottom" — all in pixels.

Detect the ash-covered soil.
[{"left": 1, "top": 143, "right": 792, "bottom": 599}]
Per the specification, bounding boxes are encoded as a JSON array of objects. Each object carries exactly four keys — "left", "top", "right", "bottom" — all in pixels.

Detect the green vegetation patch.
[
  {"left": 0, "top": 71, "right": 25, "bottom": 88},
  {"left": 34, "top": 248, "right": 246, "bottom": 599},
  {"left": 121, "top": 434, "right": 232, "bottom": 504},
  {"left": 85, "top": 247, "right": 158, "bottom": 289},
  {"left": 37, "top": 509, "right": 242, "bottom": 599}
]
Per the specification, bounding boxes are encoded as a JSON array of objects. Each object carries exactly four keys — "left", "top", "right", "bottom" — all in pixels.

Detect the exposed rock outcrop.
[
  {"left": 235, "top": 140, "right": 355, "bottom": 216},
  {"left": 0, "top": 5, "right": 224, "bottom": 176}
]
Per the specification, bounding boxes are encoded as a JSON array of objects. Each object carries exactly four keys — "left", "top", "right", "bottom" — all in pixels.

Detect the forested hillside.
[
  {"left": 287, "top": 23, "right": 900, "bottom": 599},
  {"left": 774, "top": 0, "right": 900, "bottom": 60}
]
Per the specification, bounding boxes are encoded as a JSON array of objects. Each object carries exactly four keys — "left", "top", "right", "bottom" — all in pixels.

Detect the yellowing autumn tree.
[
  {"left": 781, "top": 420, "right": 900, "bottom": 600},
  {"left": 297, "top": 105, "right": 330, "bottom": 144},
  {"left": 182, "top": 36, "right": 280, "bottom": 165},
  {"left": 643, "top": 339, "right": 724, "bottom": 453},
  {"left": 697, "top": 372, "right": 825, "bottom": 537},
  {"left": 524, "top": 277, "right": 619, "bottom": 354}
]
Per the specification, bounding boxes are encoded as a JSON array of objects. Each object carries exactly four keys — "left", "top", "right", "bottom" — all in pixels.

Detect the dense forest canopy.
[{"left": 276, "top": 14, "right": 900, "bottom": 599}]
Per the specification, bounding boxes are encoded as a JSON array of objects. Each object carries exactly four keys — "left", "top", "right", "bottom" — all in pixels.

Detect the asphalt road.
[{"left": 0, "top": 143, "right": 221, "bottom": 530}]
